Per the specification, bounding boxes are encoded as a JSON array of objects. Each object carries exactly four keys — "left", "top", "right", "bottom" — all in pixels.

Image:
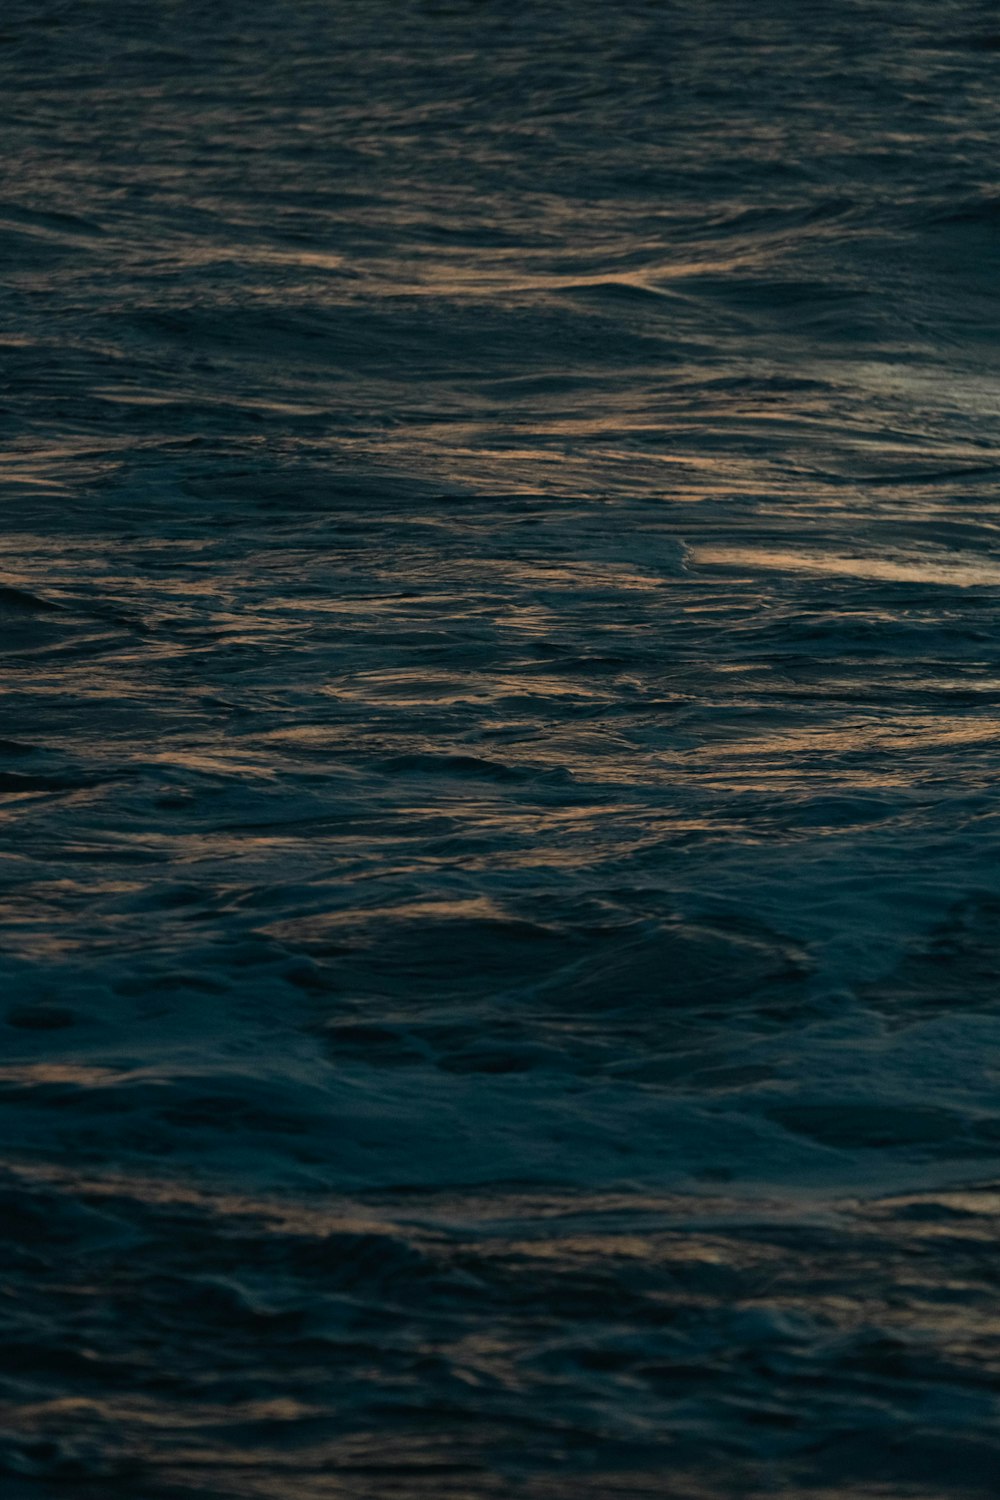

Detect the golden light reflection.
[{"left": 694, "top": 544, "right": 1000, "bottom": 588}]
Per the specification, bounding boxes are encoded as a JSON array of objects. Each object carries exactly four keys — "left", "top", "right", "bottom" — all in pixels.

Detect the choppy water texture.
[{"left": 4, "top": 2, "right": 1000, "bottom": 1495}]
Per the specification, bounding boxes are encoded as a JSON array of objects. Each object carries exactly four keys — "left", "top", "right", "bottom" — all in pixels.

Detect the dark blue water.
[{"left": 4, "top": 2, "right": 1000, "bottom": 1494}]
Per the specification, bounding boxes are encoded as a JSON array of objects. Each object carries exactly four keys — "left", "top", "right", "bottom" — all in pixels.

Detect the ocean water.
[{"left": 4, "top": 1, "right": 1000, "bottom": 1494}]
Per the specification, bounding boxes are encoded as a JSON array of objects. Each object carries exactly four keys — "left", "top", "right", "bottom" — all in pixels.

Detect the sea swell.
[{"left": 3, "top": 1, "right": 1000, "bottom": 1495}]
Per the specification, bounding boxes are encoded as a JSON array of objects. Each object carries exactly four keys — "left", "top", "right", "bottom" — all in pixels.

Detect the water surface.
[{"left": 4, "top": 2, "right": 1000, "bottom": 1495}]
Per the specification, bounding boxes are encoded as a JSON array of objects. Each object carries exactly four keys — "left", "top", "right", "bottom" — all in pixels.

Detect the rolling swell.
[{"left": 3, "top": 1, "right": 1000, "bottom": 1496}]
